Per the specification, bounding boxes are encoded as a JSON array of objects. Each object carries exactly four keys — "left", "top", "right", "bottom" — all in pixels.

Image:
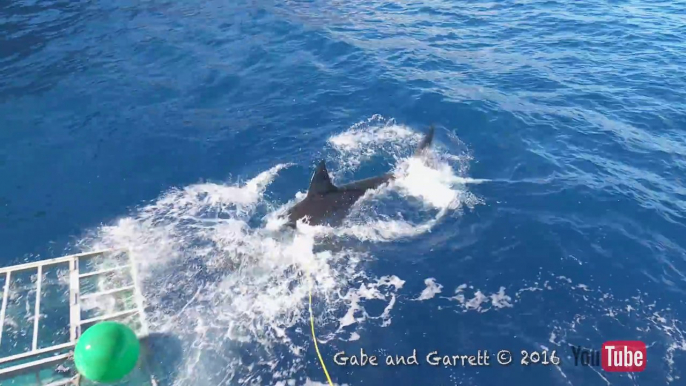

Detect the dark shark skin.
[{"left": 283, "top": 126, "right": 435, "bottom": 228}]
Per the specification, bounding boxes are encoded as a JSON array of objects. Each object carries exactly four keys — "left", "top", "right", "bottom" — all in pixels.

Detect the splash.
[
  {"left": 75, "top": 117, "right": 480, "bottom": 385},
  {"left": 327, "top": 115, "right": 420, "bottom": 175},
  {"left": 318, "top": 116, "right": 484, "bottom": 242},
  {"left": 413, "top": 278, "right": 443, "bottom": 301}
]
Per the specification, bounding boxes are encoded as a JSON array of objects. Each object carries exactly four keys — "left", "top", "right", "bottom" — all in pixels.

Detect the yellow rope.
[{"left": 308, "top": 269, "right": 335, "bottom": 386}]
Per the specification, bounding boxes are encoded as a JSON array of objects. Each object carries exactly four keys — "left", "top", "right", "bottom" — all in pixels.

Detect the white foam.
[
  {"left": 393, "top": 157, "right": 477, "bottom": 210},
  {"left": 444, "top": 284, "right": 514, "bottom": 313},
  {"left": 75, "top": 117, "right": 481, "bottom": 385},
  {"left": 327, "top": 115, "right": 420, "bottom": 173},
  {"left": 334, "top": 218, "right": 438, "bottom": 241},
  {"left": 80, "top": 164, "right": 342, "bottom": 384},
  {"left": 329, "top": 123, "right": 416, "bottom": 153},
  {"left": 337, "top": 275, "right": 405, "bottom": 332},
  {"left": 576, "top": 284, "right": 590, "bottom": 291},
  {"left": 414, "top": 278, "right": 443, "bottom": 301},
  {"left": 302, "top": 379, "right": 350, "bottom": 386},
  {"left": 490, "top": 287, "right": 513, "bottom": 309}
]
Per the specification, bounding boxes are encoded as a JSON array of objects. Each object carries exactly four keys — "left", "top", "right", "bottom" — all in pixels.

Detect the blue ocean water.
[{"left": 1, "top": 0, "right": 686, "bottom": 385}]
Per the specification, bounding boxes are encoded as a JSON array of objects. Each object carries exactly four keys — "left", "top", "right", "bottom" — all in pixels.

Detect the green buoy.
[{"left": 74, "top": 321, "right": 141, "bottom": 383}]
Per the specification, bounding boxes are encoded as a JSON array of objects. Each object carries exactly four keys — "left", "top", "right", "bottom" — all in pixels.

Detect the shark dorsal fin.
[
  {"left": 308, "top": 160, "right": 337, "bottom": 196},
  {"left": 414, "top": 125, "right": 435, "bottom": 156}
]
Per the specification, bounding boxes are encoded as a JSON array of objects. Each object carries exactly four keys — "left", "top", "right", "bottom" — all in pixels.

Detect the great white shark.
[{"left": 283, "top": 126, "right": 435, "bottom": 228}]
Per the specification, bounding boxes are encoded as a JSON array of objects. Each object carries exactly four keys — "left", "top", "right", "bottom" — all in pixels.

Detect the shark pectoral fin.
[
  {"left": 414, "top": 125, "right": 435, "bottom": 156},
  {"left": 307, "top": 160, "right": 337, "bottom": 196}
]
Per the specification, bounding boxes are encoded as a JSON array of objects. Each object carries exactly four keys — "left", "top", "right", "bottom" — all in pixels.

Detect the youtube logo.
[{"left": 601, "top": 341, "right": 647, "bottom": 372}]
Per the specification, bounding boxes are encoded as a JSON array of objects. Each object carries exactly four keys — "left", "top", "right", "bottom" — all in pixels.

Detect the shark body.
[{"left": 283, "top": 126, "right": 435, "bottom": 227}]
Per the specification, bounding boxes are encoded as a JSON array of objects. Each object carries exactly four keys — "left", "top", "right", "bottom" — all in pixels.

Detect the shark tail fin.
[
  {"left": 307, "top": 160, "right": 337, "bottom": 196},
  {"left": 414, "top": 125, "right": 435, "bottom": 156}
]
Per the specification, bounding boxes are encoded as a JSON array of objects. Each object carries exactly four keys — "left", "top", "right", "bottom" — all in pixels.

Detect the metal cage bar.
[
  {"left": 79, "top": 308, "right": 139, "bottom": 326},
  {"left": 69, "top": 257, "right": 80, "bottom": 343},
  {"left": 45, "top": 377, "right": 78, "bottom": 386},
  {"left": 80, "top": 285, "right": 136, "bottom": 301},
  {"left": 0, "top": 353, "right": 71, "bottom": 381},
  {"left": 33, "top": 265, "right": 43, "bottom": 351},
  {"left": 129, "top": 250, "right": 149, "bottom": 336},
  {"left": 0, "top": 249, "right": 124, "bottom": 275},
  {"left": 0, "top": 271, "right": 11, "bottom": 346},
  {"left": 0, "top": 249, "right": 150, "bottom": 385},
  {"left": 78, "top": 265, "right": 129, "bottom": 279},
  {"left": 0, "top": 342, "right": 75, "bottom": 365}
]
